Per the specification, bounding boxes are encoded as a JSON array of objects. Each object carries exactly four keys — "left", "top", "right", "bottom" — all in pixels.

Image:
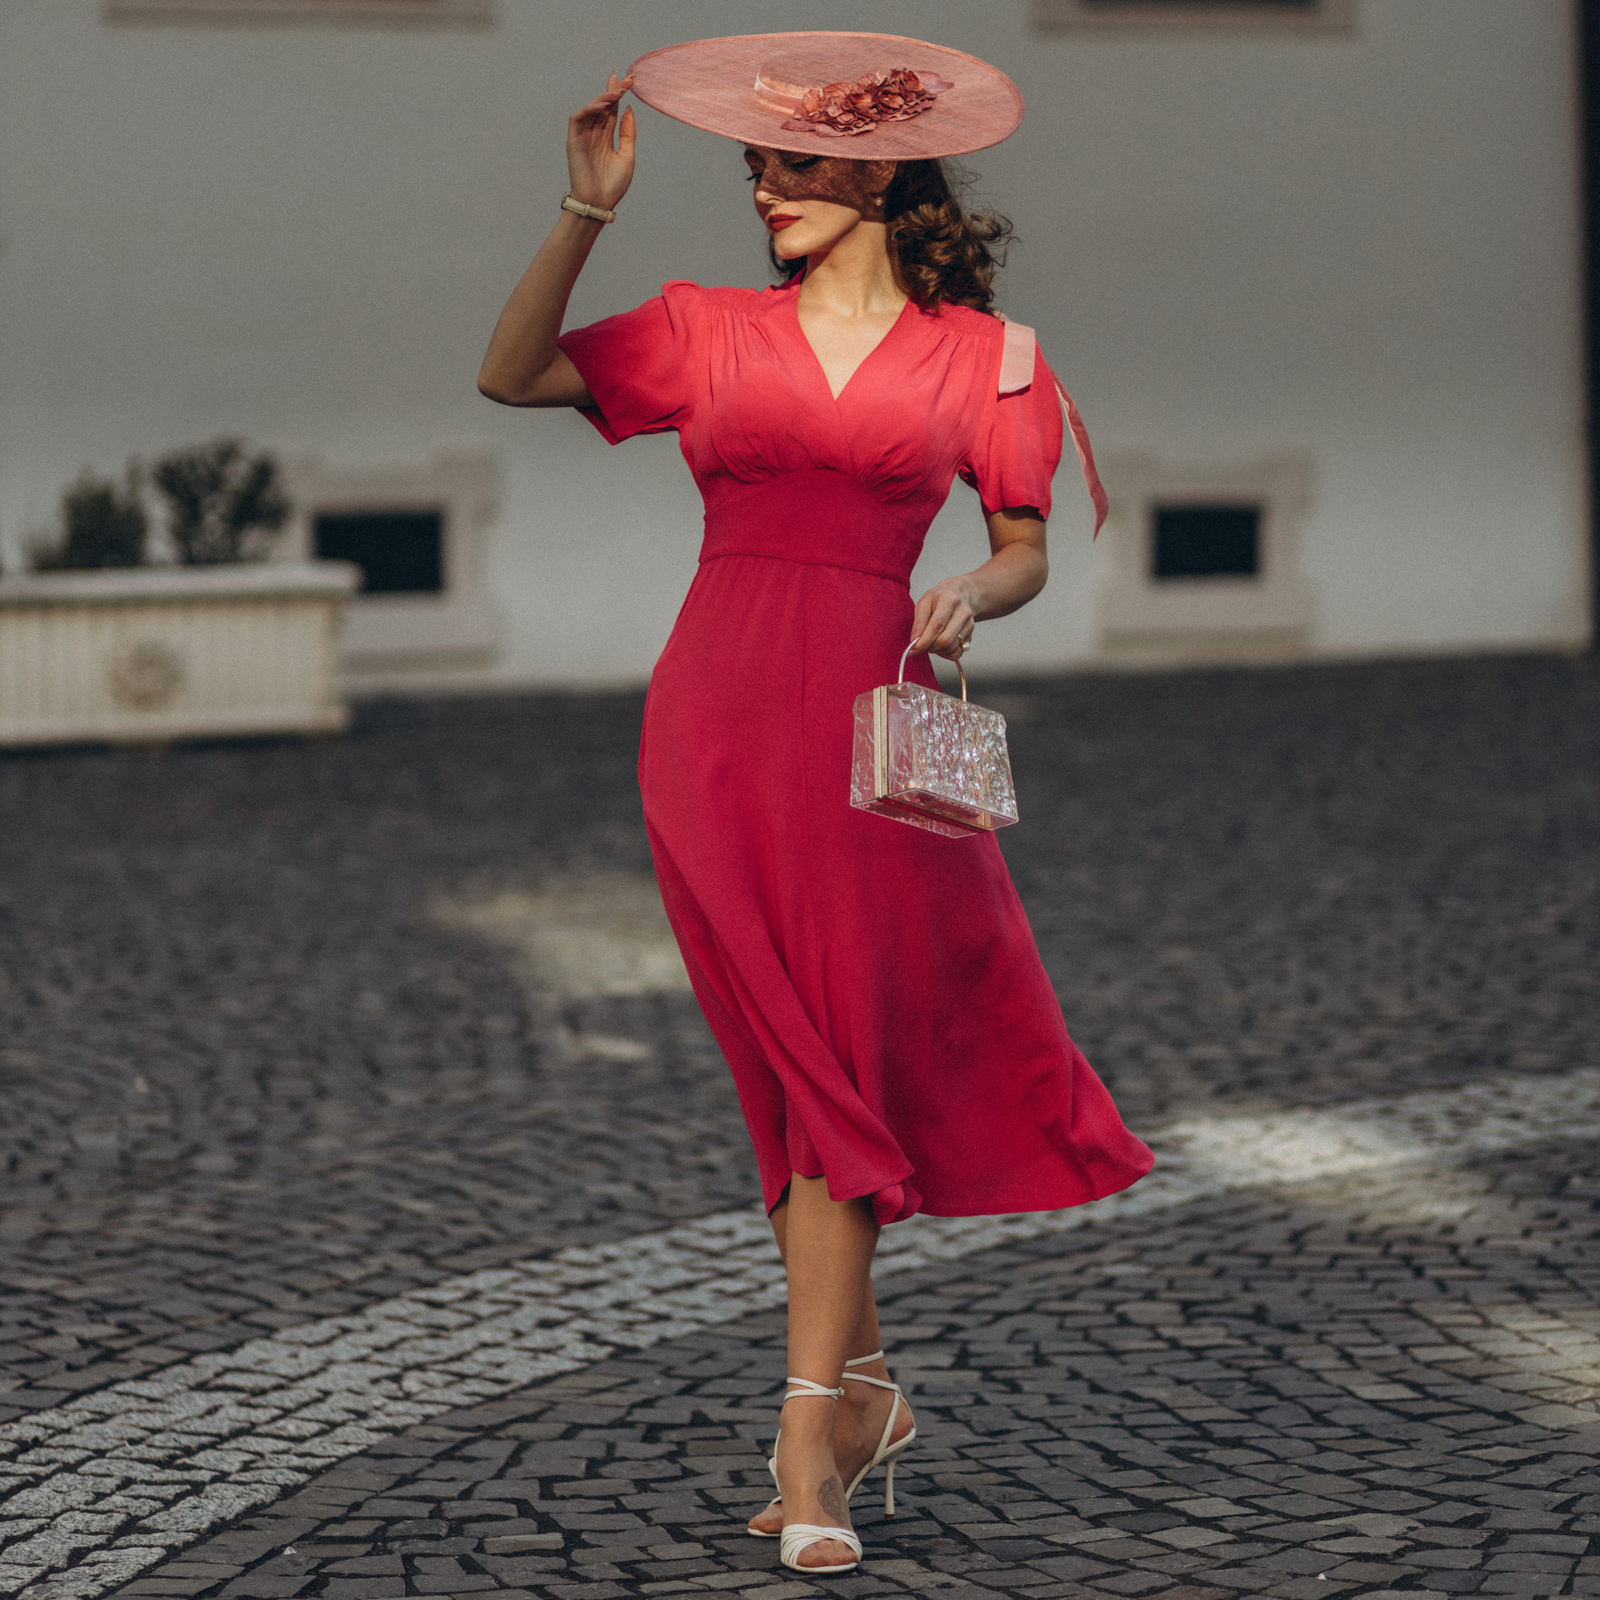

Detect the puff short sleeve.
[
  {"left": 955, "top": 341, "right": 1074, "bottom": 525},
  {"left": 558, "top": 280, "right": 700, "bottom": 446}
]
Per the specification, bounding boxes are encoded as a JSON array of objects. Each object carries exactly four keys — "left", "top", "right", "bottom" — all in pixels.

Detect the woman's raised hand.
[{"left": 567, "top": 71, "right": 637, "bottom": 212}]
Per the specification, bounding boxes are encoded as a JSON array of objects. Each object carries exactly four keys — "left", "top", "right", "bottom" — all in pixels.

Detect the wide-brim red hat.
[{"left": 625, "top": 31, "right": 1024, "bottom": 161}]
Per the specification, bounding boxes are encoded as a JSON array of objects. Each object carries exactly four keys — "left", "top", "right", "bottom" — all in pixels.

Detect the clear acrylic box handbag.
[{"left": 850, "top": 644, "right": 1019, "bottom": 838}]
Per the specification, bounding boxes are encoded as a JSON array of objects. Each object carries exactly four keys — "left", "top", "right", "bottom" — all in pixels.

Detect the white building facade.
[{"left": 0, "top": 0, "right": 1588, "bottom": 690}]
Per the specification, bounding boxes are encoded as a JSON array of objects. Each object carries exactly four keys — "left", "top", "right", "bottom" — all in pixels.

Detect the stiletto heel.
[
  {"left": 769, "top": 1377, "right": 862, "bottom": 1576},
  {"left": 840, "top": 1352, "right": 916, "bottom": 1518},
  {"left": 749, "top": 1352, "right": 915, "bottom": 1535}
]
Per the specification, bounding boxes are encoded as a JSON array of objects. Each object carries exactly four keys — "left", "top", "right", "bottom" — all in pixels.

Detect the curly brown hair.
[{"left": 768, "top": 158, "right": 1014, "bottom": 314}]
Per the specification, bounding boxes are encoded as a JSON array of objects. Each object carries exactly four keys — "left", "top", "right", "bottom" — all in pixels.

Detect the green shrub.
[
  {"left": 29, "top": 465, "right": 149, "bottom": 571},
  {"left": 151, "top": 437, "right": 290, "bottom": 566}
]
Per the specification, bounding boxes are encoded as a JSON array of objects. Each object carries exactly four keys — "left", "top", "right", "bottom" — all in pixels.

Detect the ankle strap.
[
  {"left": 783, "top": 1377, "right": 844, "bottom": 1401},
  {"left": 843, "top": 1350, "right": 884, "bottom": 1368},
  {"left": 842, "top": 1369, "right": 900, "bottom": 1392}
]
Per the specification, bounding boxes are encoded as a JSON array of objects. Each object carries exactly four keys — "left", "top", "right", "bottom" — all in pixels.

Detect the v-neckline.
[{"left": 789, "top": 290, "right": 913, "bottom": 404}]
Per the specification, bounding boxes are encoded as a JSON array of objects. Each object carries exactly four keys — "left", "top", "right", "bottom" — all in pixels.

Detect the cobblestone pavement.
[
  {"left": 1, "top": 652, "right": 1597, "bottom": 1597},
  {"left": 96, "top": 1138, "right": 1600, "bottom": 1600},
  {"left": 2, "top": 1070, "right": 1591, "bottom": 1600}
]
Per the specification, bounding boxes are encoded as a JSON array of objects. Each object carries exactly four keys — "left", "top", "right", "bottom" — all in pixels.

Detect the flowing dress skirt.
[{"left": 641, "top": 550, "right": 1153, "bottom": 1226}]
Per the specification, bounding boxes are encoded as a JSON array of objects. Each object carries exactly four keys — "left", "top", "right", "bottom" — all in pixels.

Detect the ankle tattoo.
[{"left": 819, "top": 1474, "right": 846, "bottom": 1521}]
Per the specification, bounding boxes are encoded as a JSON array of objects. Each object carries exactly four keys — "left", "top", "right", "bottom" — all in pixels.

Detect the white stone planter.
[{"left": 0, "top": 560, "right": 360, "bottom": 748}]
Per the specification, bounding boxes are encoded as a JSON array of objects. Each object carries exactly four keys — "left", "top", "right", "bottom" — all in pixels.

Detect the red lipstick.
[{"left": 767, "top": 213, "right": 800, "bottom": 232}]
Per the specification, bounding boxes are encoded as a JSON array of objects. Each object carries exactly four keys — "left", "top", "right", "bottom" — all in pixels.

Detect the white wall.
[{"left": 0, "top": 0, "right": 1586, "bottom": 685}]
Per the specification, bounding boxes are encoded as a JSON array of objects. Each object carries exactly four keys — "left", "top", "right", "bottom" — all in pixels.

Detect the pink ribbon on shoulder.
[{"left": 999, "top": 316, "right": 1108, "bottom": 538}]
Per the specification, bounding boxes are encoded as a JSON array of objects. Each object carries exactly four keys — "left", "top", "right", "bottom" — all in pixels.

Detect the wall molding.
[
  {"left": 1032, "top": 0, "right": 1357, "bottom": 35},
  {"left": 105, "top": 0, "right": 494, "bottom": 29},
  {"left": 279, "top": 453, "right": 499, "bottom": 682},
  {"left": 1096, "top": 454, "right": 1315, "bottom": 662}
]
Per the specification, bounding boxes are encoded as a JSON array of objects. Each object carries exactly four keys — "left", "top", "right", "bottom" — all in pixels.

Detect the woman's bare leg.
[
  {"left": 767, "top": 1174, "right": 877, "bottom": 1569},
  {"left": 748, "top": 1180, "right": 916, "bottom": 1548}
]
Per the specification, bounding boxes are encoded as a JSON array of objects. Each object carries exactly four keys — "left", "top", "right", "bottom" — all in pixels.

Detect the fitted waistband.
[{"left": 699, "top": 469, "right": 925, "bottom": 585}]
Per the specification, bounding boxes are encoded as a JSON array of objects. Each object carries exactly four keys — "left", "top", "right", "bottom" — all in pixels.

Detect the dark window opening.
[
  {"left": 314, "top": 510, "right": 444, "bottom": 595},
  {"left": 1152, "top": 503, "right": 1262, "bottom": 579}
]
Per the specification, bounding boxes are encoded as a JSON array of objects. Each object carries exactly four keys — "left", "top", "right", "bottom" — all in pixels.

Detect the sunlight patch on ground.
[{"left": 434, "top": 874, "right": 691, "bottom": 1060}]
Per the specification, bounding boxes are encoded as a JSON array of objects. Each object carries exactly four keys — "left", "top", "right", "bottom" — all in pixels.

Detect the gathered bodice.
[{"left": 559, "top": 278, "right": 1067, "bottom": 586}]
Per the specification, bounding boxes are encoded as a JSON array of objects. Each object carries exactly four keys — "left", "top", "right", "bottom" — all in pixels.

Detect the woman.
[{"left": 478, "top": 32, "right": 1152, "bottom": 1577}]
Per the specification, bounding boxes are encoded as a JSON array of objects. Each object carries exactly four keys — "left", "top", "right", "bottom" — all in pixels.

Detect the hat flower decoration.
[{"left": 780, "top": 66, "right": 954, "bottom": 138}]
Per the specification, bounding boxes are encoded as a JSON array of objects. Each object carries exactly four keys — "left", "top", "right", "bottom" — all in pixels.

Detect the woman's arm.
[
  {"left": 908, "top": 507, "right": 1048, "bottom": 660},
  {"left": 477, "top": 72, "right": 636, "bottom": 408}
]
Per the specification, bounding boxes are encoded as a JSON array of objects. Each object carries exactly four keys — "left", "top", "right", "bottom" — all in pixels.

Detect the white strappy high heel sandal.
[
  {"left": 770, "top": 1377, "right": 863, "bottom": 1576},
  {"left": 752, "top": 1352, "right": 916, "bottom": 1535},
  {"left": 840, "top": 1354, "right": 917, "bottom": 1516}
]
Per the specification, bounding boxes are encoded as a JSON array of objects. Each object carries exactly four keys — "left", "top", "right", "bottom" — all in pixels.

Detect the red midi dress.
[{"left": 560, "top": 277, "right": 1152, "bottom": 1226}]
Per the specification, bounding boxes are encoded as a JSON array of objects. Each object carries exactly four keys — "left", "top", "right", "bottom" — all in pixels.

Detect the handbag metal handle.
[{"left": 898, "top": 642, "right": 968, "bottom": 702}]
